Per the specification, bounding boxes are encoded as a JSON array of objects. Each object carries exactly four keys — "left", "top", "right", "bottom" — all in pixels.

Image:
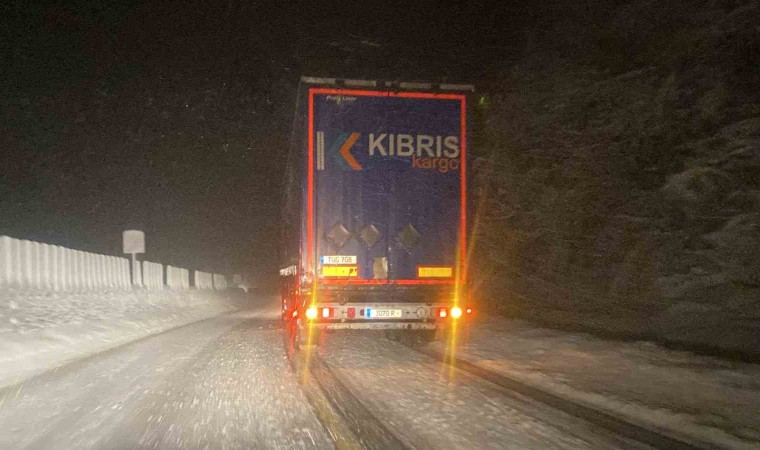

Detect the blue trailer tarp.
[{"left": 304, "top": 89, "right": 467, "bottom": 285}]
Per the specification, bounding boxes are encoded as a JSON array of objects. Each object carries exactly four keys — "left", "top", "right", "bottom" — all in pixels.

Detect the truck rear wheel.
[
  {"left": 284, "top": 319, "right": 317, "bottom": 354},
  {"left": 284, "top": 321, "right": 300, "bottom": 356},
  {"left": 295, "top": 324, "right": 321, "bottom": 350}
]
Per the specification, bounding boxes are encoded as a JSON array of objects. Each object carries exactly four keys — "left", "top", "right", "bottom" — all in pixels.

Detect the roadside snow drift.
[
  {"left": 430, "top": 317, "right": 760, "bottom": 450},
  {"left": 0, "top": 288, "right": 247, "bottom": 389}
]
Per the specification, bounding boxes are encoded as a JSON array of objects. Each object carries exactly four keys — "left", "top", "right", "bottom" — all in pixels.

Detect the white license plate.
[
  {"left": 321, "top": 255, "right": 357, "bottom": 264},
  {"left": 368, "top": 309, "right": 402, "bottom": 318}
]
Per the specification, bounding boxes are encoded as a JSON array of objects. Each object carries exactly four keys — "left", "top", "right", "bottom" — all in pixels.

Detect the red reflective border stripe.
[
  {"left": 309, "top": 88, "right": 465, "bottom": 100},
  {"left": 460, "top": 97, "right": 467, "bottom": 284},
  {"left": 307, "top": 90, "right": 315, "bottom": 276}
]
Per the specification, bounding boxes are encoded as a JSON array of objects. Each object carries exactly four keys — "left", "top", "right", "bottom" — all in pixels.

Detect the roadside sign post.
[{"left": 122, "top": 230, "right": 145, "bottom": 286}]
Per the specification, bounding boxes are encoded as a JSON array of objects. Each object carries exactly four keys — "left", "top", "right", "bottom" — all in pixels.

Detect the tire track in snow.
[
  {"left": 291, "top": 347, "right": 409, "bottom": 450},
  {"left": 405, "top": 341, "right": 708, "bottom": 450}
]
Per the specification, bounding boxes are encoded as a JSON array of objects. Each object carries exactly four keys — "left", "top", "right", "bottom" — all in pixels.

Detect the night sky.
[{"left": 1, "top": 0, "right": 614, "bottom": 284}]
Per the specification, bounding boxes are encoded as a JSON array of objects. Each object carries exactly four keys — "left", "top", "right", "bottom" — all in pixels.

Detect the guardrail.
[
  {"left": 0, "top": 236, "right": 130, "bottom": 291},
  {"left": 194, "top": 270, "right": 213, "bottom": 290},
  {"left": 1, "top": 235, "right": 230, "bottom": 292},
  {"left": 166, "top": 265, "right": 190, "bottom": 290},
  {"left": 213, "top": 273, "right": 227, "bottom": 290},
  {"left": 142, "top": 261, "right": 164, "bottom": 290}
]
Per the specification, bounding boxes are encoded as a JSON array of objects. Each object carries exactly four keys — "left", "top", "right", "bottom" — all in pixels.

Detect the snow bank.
[
  {"left": 0, "top": 288, "right": 245, "bottom": 389},
  {"left": 432, "top": 318, "right": 760, "bottom": 449}
]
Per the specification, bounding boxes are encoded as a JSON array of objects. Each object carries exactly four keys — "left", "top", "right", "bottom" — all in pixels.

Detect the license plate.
[
  {"left": 321, "top": 255, "right": 357, "bottom": 265},
  {"left": 367, "top": 309, "right": 402, "bottom": 318}
]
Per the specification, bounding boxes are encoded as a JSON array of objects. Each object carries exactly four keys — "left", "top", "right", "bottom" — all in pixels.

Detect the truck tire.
[
  {"left": 284, "top": 323, "right": 298, "bottom": 357},
  {"left": 284, "top": 319, "right": 316, "bottom": 355},
  {"left": 298, "top": 324, "right": 322, "bottom": 349}
]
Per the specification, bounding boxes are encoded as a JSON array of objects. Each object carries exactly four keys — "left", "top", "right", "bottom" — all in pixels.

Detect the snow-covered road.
[
  {"left": 426, "top": 318, "right": 760, "bottom": 449},
  {"left": 4, "top": 295, "right": 754, "bottom": 449},
  {"left": 318, "top": 333, "right": 645, "bottom": 450},
  {"left": 0, "top": 306, "right": 332, "bottom": 449}
]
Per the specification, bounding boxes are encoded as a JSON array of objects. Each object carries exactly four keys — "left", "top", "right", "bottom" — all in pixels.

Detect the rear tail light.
[
  {"left": 347, "top": 307, "right": 356, "bottom": 319},
  {"left": 432, "top": 307, "right": 471, "bottom": 319},
  {"left": 291, "top": 310, "right": 298, "bottom": 318}
]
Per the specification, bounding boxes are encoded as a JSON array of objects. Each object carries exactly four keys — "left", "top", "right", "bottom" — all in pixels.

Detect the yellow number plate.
[
  {"left": 417, "top": 266, "right": 453, "bottom": 278},
  {"left": 322, "top": 266, "right": 359, "bottom": 277}
]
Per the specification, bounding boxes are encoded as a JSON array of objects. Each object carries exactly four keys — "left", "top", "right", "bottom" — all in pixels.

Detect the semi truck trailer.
[{"left": 280, "top": 77, "right": 473, "bottom": 350}]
